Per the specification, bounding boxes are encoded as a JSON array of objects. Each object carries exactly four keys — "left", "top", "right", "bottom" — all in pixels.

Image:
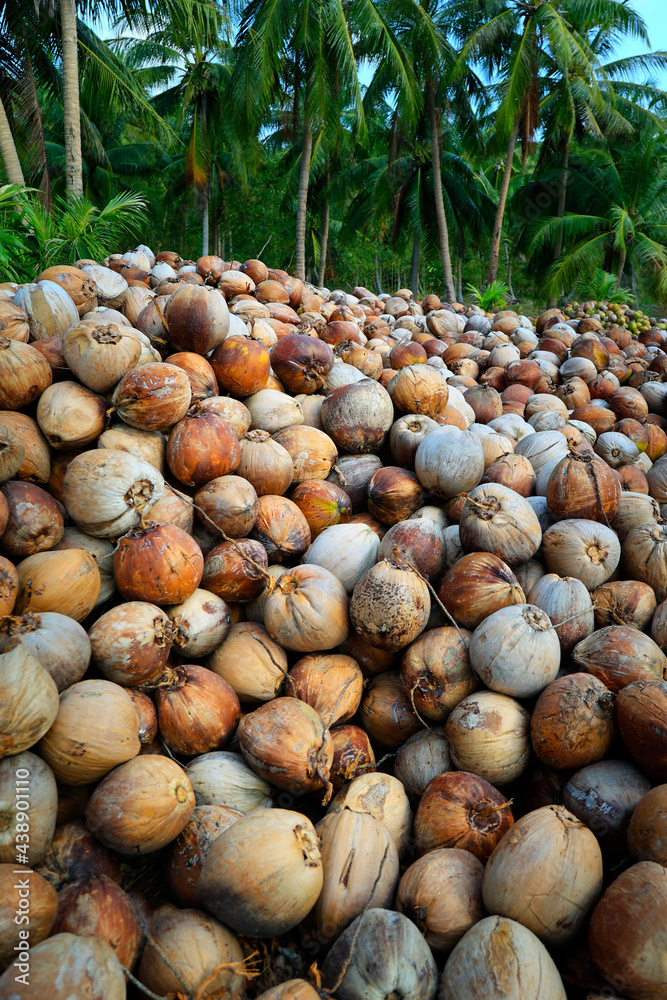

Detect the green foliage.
[
  {"left": 466, "top": 279, "right": 509, "bottom": 311},
  {"left": 579, "top": 268, "right": 636, "bottom": 304},
  {"left": 0, "top": 184, "right": 146, "bottom": 281},
  {"left": 528, "top": 132, "right": 667, "bottom": 302},
  {"left": 0, "top": 187, "right": 33, "bottom": 282}
]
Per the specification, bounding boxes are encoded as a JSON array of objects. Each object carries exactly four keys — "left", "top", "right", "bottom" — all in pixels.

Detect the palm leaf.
[
  {"left": 495, "top": 18, "right": 538, "bottom": 143},
  {"left": 528, "top": 212, "right": 605, "bottom": 254},
  {"left": 544, "top": 231, "right": 611, "bottom": 298},
  {"left": 77, "top": 20, "right": 175, "bottom": 143}
]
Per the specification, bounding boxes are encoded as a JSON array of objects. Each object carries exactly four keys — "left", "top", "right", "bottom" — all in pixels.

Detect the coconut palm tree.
[
  {"left": 365, "top": 2, "right": 449, "bottom": 297},
  {"left": 0, "top": 101, "right": 25, "bottom": 186},
  {"left": 529, "top": 132, "right": 667, "bottom": 302},
  {"left": 115, "top": 0, "right": 245, "bottom": 256},
  {"left": 60, "top": 0, "right": 83, "bottom": 197},
  {"left": 340, "top": 96, "right": 492, "bottom": 296},
  {"left": 422, "top": 32, "right": 490, "bottom": 301},
  {"left": 311, "top": 129, "right": 350, "bottom": 287},
  {"left": 60, "top": 0, "right": 159, "bottom": 198},
  {"left": 446, "top": 0, "right": 651, "bottom": 285},
  {"left": 0, "top": 2, "right": 48, "bottom": 193},
  {"left": 258, "top": 67, "right": 368, "bottom": 283},
  {"left": 42, "top": 0, "right": 140, "bottom": 197},
  {"left": 343, "top": 120, "right": 431, "bottom": 294},
  {"left": 0, "top": 29, "right": 25, "bottom": 190},
  {"left": 363, "top": 2, "right": 475, "bottom": 300},
  {"left": 539, "top": 28, "right": 667, "bottom": 264},
  {"left": 0, "top": 0, "right": 171, "bottom": 203},
  {"left": 37, "top": 49, "right": 167, "bottom": 202},
  {"left": 233, "top": 0, "right": 418, "bottom": 281},
  {"left": 1, "top": 2, "right": 83, "bottom": 194},
  {"left": 507, "top": 20, "right": 666, "bottom": 302},
  {"left": 426, "top": 76, "right": 455, "bottom": 300},
  {"left": 255, "top": 56, "right": 345, "bottom": 283}
]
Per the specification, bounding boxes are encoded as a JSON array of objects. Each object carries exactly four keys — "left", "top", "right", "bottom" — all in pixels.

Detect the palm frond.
[
  {"left": 77, "top": 20, "right": 175, "bottom": 143},
  {"left": 467, "top": 279, "right": 508, "bottom": 310},
  {"left": 528, "top": 212, "right": 605, "bottom": 254},
  {"left": 543, "top": 231, "right": 611, "bottom": 298}
]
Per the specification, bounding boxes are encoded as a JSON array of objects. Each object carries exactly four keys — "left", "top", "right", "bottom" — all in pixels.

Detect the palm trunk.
[
  {"left": 411, "top": 225, "right": 420, "bottom": 298},
  {"left": 218, "top": 188, "right": 224, "bottom": 257},
  {"left": 617, "top": 248, "right": 627, "bottom": 284},
  {"left": 505, "top": 241, "right": 516, "bottom": 301},
  {"left": 199, "top": 94, "right": 209, "bottom": 256},
  {"left": 457, "top": 232, "right": 466, "bottom": 302},
  {"left": 374, "top": 253, "right": 382, "bottom": 295},
  {"left": 427, "top": 80, "right": 456, "bottom": 302},
  {"left": 292, "top": 55, "right": 300, "bottom": 142},
  {"left": 210, "top": 194, "right": 218, "bottom": 258},
  {"left": 547, "top": 131, "right": 571, "bottom": 307},
  {"left": 0, "top": 94, "right": 24, "bottom": 186},
  {"left": 201, "top": 185, "right": 209, "bottom": 257},
  {"left": 295, "top": 119, "right": 312, "bottom": 282},
  {"left": 60, "top": 0, "right": 83, "bottom": 198},
  {"left": 318, "top": 198, "right": 329, "bottom": 287},
  {"left": 554, "top": 131, "right": 570, "bottom": 260},
  {"left": 488, "top": 119, "right": 519, "bottom": 284},
  {"left": 318, "top": 164, "right": 330, "bottom": 287}
]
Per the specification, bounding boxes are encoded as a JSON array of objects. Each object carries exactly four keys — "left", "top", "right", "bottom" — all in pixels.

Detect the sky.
[
  {"left": 93, "top": 1, "right": 667, "bottom": 89},
  {"left": 615, "top": 0, "right": 667, "bottom": 86}
]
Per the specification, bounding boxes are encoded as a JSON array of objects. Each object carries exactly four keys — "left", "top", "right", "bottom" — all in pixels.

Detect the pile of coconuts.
[
  {"left": 563, "top": 299, "right": 664, "bottom": 336},
  {"left": 0, "top": 248, "right": 666, "bottom": 1000}
]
